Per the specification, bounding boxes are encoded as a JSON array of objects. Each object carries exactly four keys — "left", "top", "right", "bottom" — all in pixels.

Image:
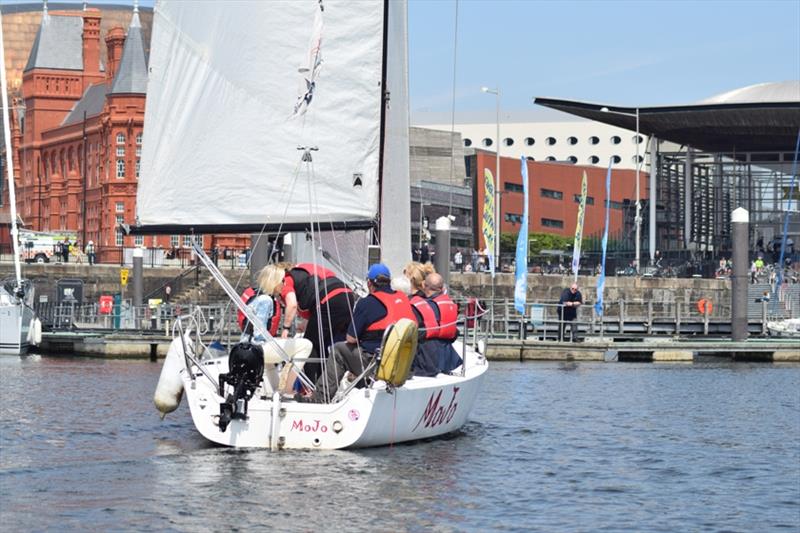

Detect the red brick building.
[
  {"left": 6, "top": 5, "right": 245, "bottom": 262},
  {"left": 471, "top": 149, "right": 649, "bottom": 246}
]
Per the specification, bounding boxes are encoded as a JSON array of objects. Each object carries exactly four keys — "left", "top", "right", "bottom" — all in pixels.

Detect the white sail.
[
  {"left": 380, "top": 0, "right": 412, "bottom": 274},
  {"left": 137, "top": 1, "right": 385, "bottom": 228}
]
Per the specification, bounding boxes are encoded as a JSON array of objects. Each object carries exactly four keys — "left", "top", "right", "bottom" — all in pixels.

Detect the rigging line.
[
  {"left": 304, "top": 151, "right": 334, "bottom": 400},
  {"left": 446, "top": 0, "right": 460, "bottom": 216}
]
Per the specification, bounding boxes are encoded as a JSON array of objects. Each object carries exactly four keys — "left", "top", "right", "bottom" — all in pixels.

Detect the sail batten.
[{"left": 137, "top": 1, "right": 385, "bottom": 228}]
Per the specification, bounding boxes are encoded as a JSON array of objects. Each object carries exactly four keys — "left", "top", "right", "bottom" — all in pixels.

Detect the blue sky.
[
  {"left": 409, "top": 0, "right": 800, "bottom": 114},
  {"left": 6, "top": 0, "right": 799, "bottom": 115}
]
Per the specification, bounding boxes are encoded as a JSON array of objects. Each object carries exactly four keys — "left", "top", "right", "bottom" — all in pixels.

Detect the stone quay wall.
[{"left": 1, "top": 263, "right": 730, "bottom": 314}]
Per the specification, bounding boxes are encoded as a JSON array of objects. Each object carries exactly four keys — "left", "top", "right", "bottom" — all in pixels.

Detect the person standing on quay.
[
  {"left": 454, "top": 248, "right": 464, "bottom": 273},
  {"left": 558, "top": 282, "right": 583, "bottom": 342},
  {"left": 86, "top": 241, "right": 96, "bottom": 265}
]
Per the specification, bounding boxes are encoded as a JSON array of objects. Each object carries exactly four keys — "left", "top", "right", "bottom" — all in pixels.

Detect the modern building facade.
[
  {"left": 535, "top": 81, "right": 800, "bottom": 265},
  {"left": 468, "top": 149, "right": 647, "bottom": 257},
  {"left": 416, "top": 111, "right": 644, "bottom": 170}
]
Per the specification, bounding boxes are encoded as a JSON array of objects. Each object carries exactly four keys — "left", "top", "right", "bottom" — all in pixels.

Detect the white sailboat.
[
  {"left": 141, "top": 1, "right": 488, "bottom": 449},
  {"left": 0, "top": 13, "right": 40, "bottom": 356}
]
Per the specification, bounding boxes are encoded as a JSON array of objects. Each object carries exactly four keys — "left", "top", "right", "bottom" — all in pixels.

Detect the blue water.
[{"left": 1, "top": 356, "right": 798, "bottom": 532}]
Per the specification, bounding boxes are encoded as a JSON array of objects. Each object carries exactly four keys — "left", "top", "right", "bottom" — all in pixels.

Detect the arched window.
[
  {"left": 136, "top": 159, "right": 140, "bottom": 178},
  {"left": 116, "top": 159, "right": 125, "bottom": 178},
  {"left": 67, "top": 147, "right": 74, "bottom": 171},
  {"left": 116, "top": 133, "right": 125, "bottom": 145},
  {"left": 136, "top": 132, "right": 143, "bottom": 145}
]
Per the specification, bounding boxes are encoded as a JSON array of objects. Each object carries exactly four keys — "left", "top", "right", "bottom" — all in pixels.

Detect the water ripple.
[{"left": 0, "top": 358, "right": 798, "bottom": 531}]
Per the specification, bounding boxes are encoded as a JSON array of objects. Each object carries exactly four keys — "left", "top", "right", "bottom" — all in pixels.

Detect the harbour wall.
[{"left": 1, "top": 263, "right": 730, "bottom": 309}]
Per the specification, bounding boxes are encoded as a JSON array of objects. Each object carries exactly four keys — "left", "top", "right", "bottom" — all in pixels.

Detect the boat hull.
[
  {"left": 180, "top": 341, "right": 488, "bottom": 450},
  {"left": 0, "top": 302, "right": 35, "bottom": 356}
]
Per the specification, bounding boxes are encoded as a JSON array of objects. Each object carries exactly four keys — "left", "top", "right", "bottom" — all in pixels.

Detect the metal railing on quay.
[
  {"left": 451, "top": 294, "right": 798, "bottom": 341},
  {"left": 35, "top": 301, "right": 240, "bottom": 342}
]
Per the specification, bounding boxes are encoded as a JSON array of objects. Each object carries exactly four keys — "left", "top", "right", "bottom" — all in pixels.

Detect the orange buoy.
[{"left": 697, "top": 298, "right": 713, "bottom": 315}]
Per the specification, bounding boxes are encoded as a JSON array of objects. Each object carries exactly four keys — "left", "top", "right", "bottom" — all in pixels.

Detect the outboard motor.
[{"left": 218, "top": 342, "right": 264, "bottom": 432}]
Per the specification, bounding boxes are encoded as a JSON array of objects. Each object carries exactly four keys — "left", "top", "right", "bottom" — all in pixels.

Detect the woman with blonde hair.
[{"left": 404, "top": 261, "right": 435, "bottom": 297}]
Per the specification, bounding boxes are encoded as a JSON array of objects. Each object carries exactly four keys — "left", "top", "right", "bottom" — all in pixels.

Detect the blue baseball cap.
[{"left": 367, "top": 263, "right": 391, "bottom": 281}]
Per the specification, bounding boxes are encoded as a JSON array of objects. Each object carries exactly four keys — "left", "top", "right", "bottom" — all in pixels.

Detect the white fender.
[
  {"left": 27, "top": 317, "right": 42, "bottom": 345},
  {"left": 154, "top": 335, "right": 190, "bottom": 418}
]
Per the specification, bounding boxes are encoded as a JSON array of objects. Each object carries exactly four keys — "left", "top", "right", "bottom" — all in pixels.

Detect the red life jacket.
[
  {"left": 410, "top": 293, "right": 438, "bottom": 339},
  {"left": 429, "top": 293, "right": 459, "bottom": 340},
  {"left": 364, "top": 290, "right": 416, "bottom": 341},
  {"left": 237, "top": 287, "right": 281, "bottom": 337},
  {"left": 411, "top": 293, "right": 459, "bottom": 340},
  {"left": 290, "top": 263, "right": 351, "bottom": 318}
]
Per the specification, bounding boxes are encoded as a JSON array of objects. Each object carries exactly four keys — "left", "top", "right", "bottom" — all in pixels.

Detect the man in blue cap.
[{"left": 307, "top": 263, "right": 416, "bottom": 402}]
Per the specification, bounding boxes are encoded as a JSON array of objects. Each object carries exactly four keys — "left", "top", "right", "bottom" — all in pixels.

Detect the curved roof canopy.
[{"left": 534, "top": 81, "right": 800, "bottom": 153}]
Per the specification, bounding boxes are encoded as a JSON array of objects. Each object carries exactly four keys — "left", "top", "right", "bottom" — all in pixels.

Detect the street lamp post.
[
  {"left": 602, "top": 106, "right": 642, "bottom": 273},
  {"left": 481, "top": 86, "right": 501, "bottom": 271}
]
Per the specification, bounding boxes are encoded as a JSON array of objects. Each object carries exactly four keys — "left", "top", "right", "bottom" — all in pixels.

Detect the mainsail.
[{"left": 136, "top": 1, "right": 408, "bottom": 238}]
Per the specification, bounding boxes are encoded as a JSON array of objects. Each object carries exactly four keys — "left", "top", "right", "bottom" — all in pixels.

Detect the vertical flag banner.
[
  {"left": 482, "top": 168, "right": 496, "bottom": 275},
  {"left": 595, "top": 160, "right": 612, "bottom": 316},
  {"left": 772, "top": 128, "right": 800, "bottom": 311},
  {"left": 571, "top": 170, "right": 588, "bottom": 281},
  {"left": 514, "top": 157, "right": 530, "bottom": 315}
]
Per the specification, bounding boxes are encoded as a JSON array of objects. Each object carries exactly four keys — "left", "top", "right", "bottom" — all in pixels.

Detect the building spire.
[
  {"left": 110, "top": 0, "right": 147, "bottom": 95},
  {"left": 43, "top": 0, "right": 48, "bottom": 15},
  {"left": 83, "top": 1, "right": 88, "bottom": 11}
]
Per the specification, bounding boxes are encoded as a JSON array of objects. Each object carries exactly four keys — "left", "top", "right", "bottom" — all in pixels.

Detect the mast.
[
  {"left": 0, "top": 14, "right": 24, "bottom": 291},
  {"left": 376, "top": 0, "right": 390, "bottom": 244}
]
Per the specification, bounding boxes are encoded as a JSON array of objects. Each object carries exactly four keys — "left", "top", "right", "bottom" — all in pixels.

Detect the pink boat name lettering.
[
  {"left": 291, "top": 419, "right": 328, "bottom": 433},
  {"left": 413, "top": 387, "right": 460, "bottom": 431}
]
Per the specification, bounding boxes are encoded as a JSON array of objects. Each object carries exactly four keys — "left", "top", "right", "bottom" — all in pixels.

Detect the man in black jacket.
[{"left": 558, "top": 283, "right": 583, "bottom": 342}]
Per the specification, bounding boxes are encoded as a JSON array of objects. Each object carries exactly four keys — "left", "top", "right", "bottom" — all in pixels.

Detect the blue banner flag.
[
  {"left": 514, "top": 157, "right": 530, "bottom": 315},
  {"left": 772, "top": 128, "right": 800, "bottom": 312},
  {"left": 595, "top": 159, "right": 613, "bottom": 316}
]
